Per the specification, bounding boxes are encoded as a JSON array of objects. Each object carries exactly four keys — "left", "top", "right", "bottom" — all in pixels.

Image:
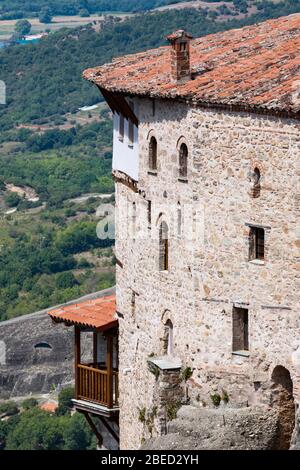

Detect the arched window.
[
  {"left": 179, "top": 143, "right": 188, "bottom": 178},
  {"left": 166, "top": 320, "right": 174, "bottom": 356},
  {"left": 34, "top": 342, "right": 52, "bottom": 350},
  {"left": 252, "top": 167, "right": 261, "bottom": 198},
  {"left": 159, "top": 221, "right": 169, "bottom": 271},
  {"left": 149, "top": 136, "right": 157, "bottom": 171}
]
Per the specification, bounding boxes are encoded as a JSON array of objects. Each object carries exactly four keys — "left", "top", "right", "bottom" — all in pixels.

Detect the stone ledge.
[
  {"left": 249, "top": 259, "right": 265, "bottom": 266},
  {"left": 148, "top": 356, "right": 182, "bottom": 371},
  {"left": 232, "top": 350, "right": 250, "bottom": 358}
]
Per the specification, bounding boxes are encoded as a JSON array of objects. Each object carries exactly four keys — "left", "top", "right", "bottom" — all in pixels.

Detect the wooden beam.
[
  {"left": 81, "top": 411, "right": 103, "bottom": 447},
  {"left": 99, "top": 87, "right": 139, "bottom": 126},
  {"left": 99, "top": 87, "right": 117, "bottom": 113},
  {"left": 98, "top": 416, "right": 119, "bottom": 444},
  {"left": 115, "top": 93, "right": 139, "bottom": 126},
  {"left": 74, "top": 326, "right": 81, "bottom": 399}
]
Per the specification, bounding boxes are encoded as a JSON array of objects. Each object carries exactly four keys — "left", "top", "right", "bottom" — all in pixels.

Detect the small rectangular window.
[
  {"left": 249, "top": 227, "right": 265, "bottom": 261},
  {"left": 232, "top": 307, "right": 249, "bottom": 352},
  {"left": 118, "top": 114, "right": 124, "bottom": 141}
]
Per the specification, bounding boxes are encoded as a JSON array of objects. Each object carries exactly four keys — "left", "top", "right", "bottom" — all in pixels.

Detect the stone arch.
[
  {"left": 146, "top": 129, "right": 156, "bottom": 141},
  {"left": 176, "top": 135, "right": 188, "bottom": 151},
  {"left": 270, "top": 365, "right": 295, "bottom": 449}
]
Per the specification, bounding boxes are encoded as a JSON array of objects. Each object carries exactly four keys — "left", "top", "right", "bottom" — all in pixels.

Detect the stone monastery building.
[{"left": 52, "top": 13, "right": 300, "bottom": 450}]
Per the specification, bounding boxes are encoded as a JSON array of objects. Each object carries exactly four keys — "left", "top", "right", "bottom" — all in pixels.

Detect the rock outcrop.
[{"left": 142, "top": 405, "right": 280, "bottom": 450}]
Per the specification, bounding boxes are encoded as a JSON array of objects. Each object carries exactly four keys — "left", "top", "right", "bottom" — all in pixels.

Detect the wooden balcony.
[
  {"left": 76, "top": 363, "right": 119, "bottom": 408},
  {"left": 73, "top": 327, "right": 119, "bottom": 417}
]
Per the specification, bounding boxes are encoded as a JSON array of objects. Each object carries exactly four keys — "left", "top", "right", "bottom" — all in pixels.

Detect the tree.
[
  {"left": 4, "top": 192, "right": 21, "bottom": 208},
  {"left": 79, "top": 8, "right": 90, "bottom": 18},
  {"left": 15, "top": 20, "right": 32, "bottom": 37},
  {"left": 22, "top": 398, "right": 38, "bottom": 410},
  {"left": 63, "top": 413, "right": 94, "bottom": 450},
  {"left": 39, "top": 7, "right": 53, "bottom": 24},
  {"left": 5, "top": 408, "right": 63, "bottom": 450},
  {"left": 56, "top": 271, "right": 78, "bottom": 289},
  {"left": 0, "top": 401, "right": 19, "bottom": 417},
  {"left": 56, "top": 387, "right": 75, "bottom": 416}
]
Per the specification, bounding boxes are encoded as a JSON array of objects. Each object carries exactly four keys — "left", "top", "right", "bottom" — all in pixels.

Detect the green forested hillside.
[
  {"left": 1, "top": 1, "right": 300, "bottom": 130},
  {"left": 0, "top": 0, "right": 299, "bottom": 19},
  {"left": 0, "top": 0, "right": 181, "bottom": 19}
]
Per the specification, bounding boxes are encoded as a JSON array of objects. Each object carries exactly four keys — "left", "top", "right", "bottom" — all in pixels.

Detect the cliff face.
[
  {"left": 0, "top": 312, "right": 74, "bottom": 398},
  {"left": 142, "top": 405, "right": 281, "bottom": 450}
]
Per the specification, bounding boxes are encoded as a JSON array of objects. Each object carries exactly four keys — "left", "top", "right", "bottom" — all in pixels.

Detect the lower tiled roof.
[{"left": 48, "top": 295, "right": 117, "bottom": 330}]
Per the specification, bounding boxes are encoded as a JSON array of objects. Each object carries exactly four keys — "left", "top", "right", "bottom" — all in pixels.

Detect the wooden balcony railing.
[{"left": 76, "top": 364, "right": 119, "bottom": 408}]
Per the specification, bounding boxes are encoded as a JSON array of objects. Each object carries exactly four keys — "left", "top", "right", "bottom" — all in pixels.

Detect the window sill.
[
  {"left": 118, "top": 137, "right": 124, "bottom": 143},
  {"left": 148, "top": 171, "right": 157, "bottom": 176},
  {"left": 249, "top": 259, "right": 265, "bottom": 266},
  {"left": 128, "top": 143, "right": 134, "bottom": 149},
  {"left": 232, "top": 351, "right": 250, "bottom": 358},
  {"left": 178, "top": 177, "right": 188, "bottom": 183}
]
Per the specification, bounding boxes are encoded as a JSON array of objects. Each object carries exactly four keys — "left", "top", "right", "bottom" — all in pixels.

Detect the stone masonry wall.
[{"left": 115, "top": 97, "right": 299, "bottom": 449}]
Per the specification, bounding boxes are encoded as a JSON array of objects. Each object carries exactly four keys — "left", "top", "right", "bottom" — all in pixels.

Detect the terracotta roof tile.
[
  {"left": 48, "top": 295, "right": 117, "bottom": 330},
  {"left": 40, "top": 402, "right": 58, "bottom": 414},
  {"left": 83, "top": 14, "right": 300, "bottom": 118}
]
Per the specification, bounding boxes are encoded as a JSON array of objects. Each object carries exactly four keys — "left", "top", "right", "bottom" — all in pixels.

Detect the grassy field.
[{"left": 0, "top": 13, "right": 132, "bottom": 40}]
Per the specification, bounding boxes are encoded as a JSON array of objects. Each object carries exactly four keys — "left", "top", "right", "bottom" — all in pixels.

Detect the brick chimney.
[{"left": 167, "top": 30, "right": 193, "bottom": 82}]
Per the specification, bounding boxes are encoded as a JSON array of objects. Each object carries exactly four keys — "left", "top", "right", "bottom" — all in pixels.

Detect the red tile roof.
[
  {"left": 40, "top": 402, "right": 58, "bottom": 414},
  {"left": 83, "top": 14, "right": 300, "bottom": 118},
  {"left": 48, "top": 295, "right": 117, "bottom": 330}
]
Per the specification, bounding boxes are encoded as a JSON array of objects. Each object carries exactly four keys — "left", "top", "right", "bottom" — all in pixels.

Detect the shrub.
[
  {"left": 22, "top": 398, "right": 38, "bottom": 410},
  {"left": 210, "top": 393, "right": 221, "bottom": 407},
  {"left": 56, "top": 387, "right": 75, "bottom": 416},
  {"left": 0, "top": 401, "right": 19, "bottom": 417}
]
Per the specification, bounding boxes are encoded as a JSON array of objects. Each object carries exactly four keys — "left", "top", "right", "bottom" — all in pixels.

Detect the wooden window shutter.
[
  {"left": 159, "top": 222, "right": 169, "bottom": 271},
  {"left": 164, "top": 238, "right": 169, "bottom": 271},
  {"left": 256, "top": 228, "right": 265, "bottom": 260},
  {"left": 249, "top": 228, "right": 255, "bottom": 260},
  {"left": 179, "top": 144, "right": 188, "bottom": 178},
  {"left": 149, "top": 137, "right": 157, "bottom": 171},
  {"left": 233, "top": 308, "right": 249, "bottom": 352}
]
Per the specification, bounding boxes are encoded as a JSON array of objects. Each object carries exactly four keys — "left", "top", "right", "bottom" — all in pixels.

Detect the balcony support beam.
[{"left": 80, "top": 411, "right": 103, "bottom": 447}]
